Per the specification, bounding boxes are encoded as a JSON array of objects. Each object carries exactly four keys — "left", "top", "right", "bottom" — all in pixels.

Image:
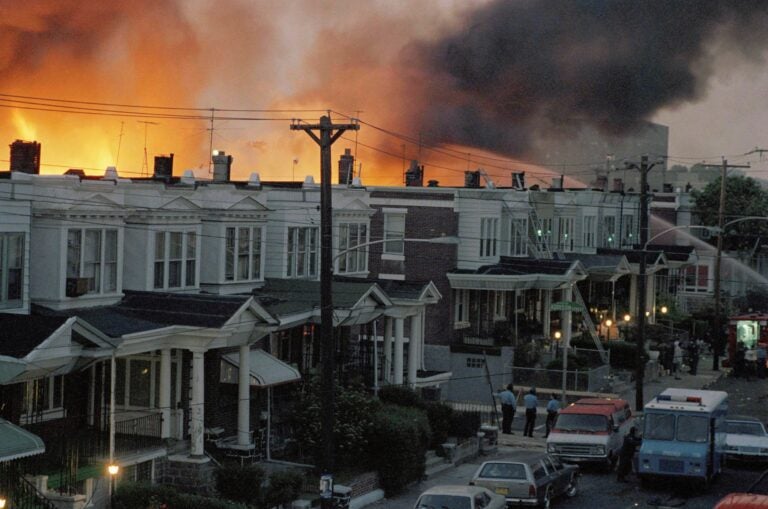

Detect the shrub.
[
  {"left": 425, "top": 402, "right": 453, "bottom": 449},
  {"left": 215, "top": 464, "right": 265, "bottom": 505},
  {"left": 449, "top": 410, "right": 481, "bottom": 439},
  {"left": 366, "top": 404, "right": 430, "bottom": 495},
  {"left": 264, "top": 470, "right": 305, "bottom": 509},
  {"left": 605, "top": 341, "right": 639, "bottom": 370},
  {"left": 114, "top": 482, "right": 248, "bottom": 509},
  {"left": 377, "top": 385, "right": 424, "bottom": 408}
]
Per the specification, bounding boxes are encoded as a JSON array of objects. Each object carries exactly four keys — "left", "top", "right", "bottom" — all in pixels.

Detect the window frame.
[
  {"left": 225, "top": 226, "right": 263, "bottom": 282},
  {"left": 21, "top": 375, "right": 65, "bottom": 423},
  {"left": 0, "top": 232, "right": 24, "bottom": 308},
  {"left": 480, "top": 217, "right": 499, "bottom": 258},
  {"left": 383, "top": 213, "right": 406, "bottom": 255},
  {"left": 286, "top": 226, "right": 319, "bottom": 278},
  {"left": 153, "top": 230, "right": 197, "bottom": 290},
  {"left": 583, "top": 215, "right": 596, "bottom": 249},
  {"left": 337, "top": 222, "right": 369, "bottom": 274},
  {"left": 115, "top": 355, "right": 181, "bottom": 410},
  {"left": 66, "top": 227, "right": 119, "bottom": 295},
  {"left": 557, "top": 216, "right": 575, "bottom": 252},
  {"left": 602, "top": 216, "right": 616, "bottom": 247},
  {"left": 510, "top": 217, "right": 528, "bottom": 257}
]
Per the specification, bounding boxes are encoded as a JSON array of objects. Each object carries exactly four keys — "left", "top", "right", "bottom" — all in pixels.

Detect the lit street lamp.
[
  {"left": 604, "top": 319, "right": 613, "bottom": 341},
  {"left": 0, "top": 495, "right": 6, "bottom": 508},
  {"left": 623, "top": 314, "right": 631, "bottom": 340},
  {"left": 108, "top": 464, "right": 119, "bottom": 509}
]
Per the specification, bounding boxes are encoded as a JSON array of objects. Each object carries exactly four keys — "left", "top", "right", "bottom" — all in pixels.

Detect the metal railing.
[
  {"left": 512, "top": 364, "right": 611, "bottom": 393},
  {"left": 0, "top": 462, "right": 58, "bottom": 509}
]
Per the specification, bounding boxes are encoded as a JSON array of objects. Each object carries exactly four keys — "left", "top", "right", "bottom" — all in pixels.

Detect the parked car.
[
  {"left": 414, "top": 485, "right": 506, "bottom": 509},
  {"left": 725, "top": 416, "right": 768, "bottom": 463},
  {"left": 469, "top": 450, "right": 579, "bottom": 508},
  {"left": 546, "top": 397, "right": 633, "bottom": 467},
  {"left": 714, "top": 493, "right": 768, "bottom": 508}
]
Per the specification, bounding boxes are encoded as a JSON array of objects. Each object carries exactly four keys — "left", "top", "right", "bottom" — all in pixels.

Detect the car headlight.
[
  {"left": 547, "top": 444, "right": 557, "bottom": 453},
  {"left": 592, "top": 445, "right": 605, "bottom": 455}
]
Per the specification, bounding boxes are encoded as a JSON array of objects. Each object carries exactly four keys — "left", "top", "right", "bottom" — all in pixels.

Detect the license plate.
[{"left": 494, "top": 487, "right": 509, "bottom": 495}]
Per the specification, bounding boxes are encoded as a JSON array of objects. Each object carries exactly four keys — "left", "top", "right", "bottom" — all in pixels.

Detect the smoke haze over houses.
[{"left": 0, "top": 0, "right": 767, "bottom": 185}]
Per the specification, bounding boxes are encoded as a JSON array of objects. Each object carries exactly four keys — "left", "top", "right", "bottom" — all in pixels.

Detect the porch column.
[
  {"left": 562, "top": 286, "right": 573, "bottom": 346},
  {"left": 393, "top": 318, "right": 405, "bottom": 385},
  {"left": 383, "top": 317, "right": 393, "bottom": 383},
  {"left": 237, "top": 344, "right": 251, "bottom": 446},
  {"left": 160, "top": 348, "right": 172, "bottom": 439},
  {"left": 629, "top": 274, "right": 638, "bottom": 318},
  {"left": 190, "top": 349, "right": 206, "bottom": 457},
  {"left": 542, "top": 289, "right": 552, "bottom": 338},
  {"left": 407, "top": 312, "right": 422, "bottom": 387},
  {"left": 646, "top": 274, "right": 657, "bottom": 324}
]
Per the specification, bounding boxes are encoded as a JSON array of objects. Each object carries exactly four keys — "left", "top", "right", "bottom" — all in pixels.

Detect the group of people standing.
[{"left": 497, "top": 384, "right": 561, "bottom": 438}]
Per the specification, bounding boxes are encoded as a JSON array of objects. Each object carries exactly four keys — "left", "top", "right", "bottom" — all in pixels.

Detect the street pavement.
[{"left": 366, "top": 355, "right": 768, "bottom": 509}]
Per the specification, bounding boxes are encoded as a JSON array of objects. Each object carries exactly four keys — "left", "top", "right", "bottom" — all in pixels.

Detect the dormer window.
[{"left": 66, "top": 228, "right": 118, "bottom": 296}]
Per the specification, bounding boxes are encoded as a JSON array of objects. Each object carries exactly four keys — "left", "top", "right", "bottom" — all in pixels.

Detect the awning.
[
  {"left": 0, "top": 355, "right": 26, "bottom": 384},
  {"left": 223, "top": 349, "right": 302, "bottom": 387},
  {"left": 0, "top": 418, "right": 45, "bottom": 461}
]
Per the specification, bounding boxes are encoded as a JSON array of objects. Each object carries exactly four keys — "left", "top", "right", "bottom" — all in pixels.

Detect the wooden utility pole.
[
  {"left": 707, "top": 159, "right": 750, "bottom": 370},
  {"left": 290, "top": 116, "right": 359, "bottom": 489}
]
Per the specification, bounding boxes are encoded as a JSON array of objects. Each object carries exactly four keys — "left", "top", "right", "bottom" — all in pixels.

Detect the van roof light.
[{"left": 656, "top": 394, "right": 702, "bottom": 404}]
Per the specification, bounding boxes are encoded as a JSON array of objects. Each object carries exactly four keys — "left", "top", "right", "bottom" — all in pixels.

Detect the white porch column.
[
  {"left": 562, "top": 286, "right": 573, "bottom": 346},
  {"left": 237, "top": 344, "right": 251, "bottom": 446},
  {"left": 160, "top": 348, "right": 172, "bottom": 439},
  {"left": 407, "top": 312, "right": 422, "bottom": 387},
  {"left": 384, "top": 318, "right": 393, "bottom": 383},
  {"left": 646, "top": 274, "right": 657, "bottom": 324},
  {"left": 542, "top": 289, "right": 552, "bottom": 338},
  {"left": 629, "top": 274, "right": 638, "bottom": 318},
  {"left": 190, "top": 349, "right": 206, "bottom": 457},
  {"left": 393, "top": 318, "right": 405, "bottom": 385}
]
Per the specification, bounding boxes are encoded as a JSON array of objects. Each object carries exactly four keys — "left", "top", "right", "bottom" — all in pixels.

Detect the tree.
[{"left": 691, "top": 174, "right": 768, "bottom": 251}]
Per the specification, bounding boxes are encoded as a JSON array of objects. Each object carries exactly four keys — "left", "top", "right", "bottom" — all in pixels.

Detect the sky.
[{"left": 1, "top": 0, "right": 767, "bottom": 187}]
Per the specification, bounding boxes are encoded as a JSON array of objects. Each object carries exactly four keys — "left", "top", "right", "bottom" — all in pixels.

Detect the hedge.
[
  {"left": 377, "top": 385, "right": 424, "bottom": 408},
  {"left": 425, "top": 402, "right": 453, "bottom": 449},
  {"left": 215, "top": 464, "right": 265, "bottom": 505},
  {"left": 114, "top": 482, "right": 248, "bottom": 509}
]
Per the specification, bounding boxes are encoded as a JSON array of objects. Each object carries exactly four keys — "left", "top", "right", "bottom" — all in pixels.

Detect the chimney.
[
  {"left": 338, "top": 148, "right": 354, "bottom": 185},
  {"left": 153, "top": 153, "right": 174, "bottom": 181},
  {"left": 612, "top": 178, "right": 624, "bottom": 192},
  {"left": 550, "top": 176, "right": 563, "bottom": 189},
  {"left": 10, "top": 140, "right": 41, "bottom": 174},
  {"left": 427, "top": 179, "right": 439, "bottom": 187},
  {"left": 595, "top": 175, "right": 608, "bottom": 191},
  {"left": 405, "top": 160, "right": 424, "bottom": 187},
  {"left": 212, "top": 150, "right": 233, "bottom": 182},
  {"left": 511, "top": 172, "right": 526, "bottom": 190},
  {"left": 464, "top": 170, "right": 481, "bottom": 188}
]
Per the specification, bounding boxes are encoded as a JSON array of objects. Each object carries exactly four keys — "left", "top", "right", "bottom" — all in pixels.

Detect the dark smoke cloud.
[{"left": 412, "top": 0, "right": 768, "bottom": 156}]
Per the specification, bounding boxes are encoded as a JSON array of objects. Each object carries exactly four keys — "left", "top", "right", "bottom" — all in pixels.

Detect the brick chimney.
[
  {"left": 464, "top": 170, "right": 481, "bottom": 188},
  {"left": 10, "top": 140, "right": 41, "bottom": 174},
  {"left": 595, "top": 175, "right": 608, "bottom": 191},
  {"left": 338, "top": 148, "right": 354, "bottom": 185},
  {"left": 212, "top": 150, "right": 233, "bottom": 182},
  {"left": 613, "top": 178, "right": 624, "bottom": 192},
  {"left": 153, "top": 154, "right": 174, "bottom": 181},
  {"left": 405, "top": 160, "right": 424, "bottom": 187}
]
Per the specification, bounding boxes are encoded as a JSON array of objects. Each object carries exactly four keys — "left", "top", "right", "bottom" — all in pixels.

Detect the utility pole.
[
  {"left": 290, "top": 115, "right": 359, "bottom": 502},
  {"left": 625, "top": 155, "right": 661, "bottom": 411},
  {"left": 702, "top": 159, "right": 750, "bottom": 370}
]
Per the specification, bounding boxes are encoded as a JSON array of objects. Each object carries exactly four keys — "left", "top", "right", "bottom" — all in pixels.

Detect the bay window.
[
  {"left": 225, "top": 226, "right": 263, "bottom": 281},
  {"left": 0, "top": 232, "right": 23, "bottom": 308},
  {"left": 287, "top": 227, "right": 318, "bottom": 278},
  {"left": 66, "top": 228, "right": 118, "bottom": 295},
  {"left": 154, "top": 231, "right": 197, "bottom": 289}
]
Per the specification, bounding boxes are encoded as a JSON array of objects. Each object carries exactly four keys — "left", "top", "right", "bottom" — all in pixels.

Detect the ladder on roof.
[{"left": 572, "top": 285, "right": 609, "bottom": 364}]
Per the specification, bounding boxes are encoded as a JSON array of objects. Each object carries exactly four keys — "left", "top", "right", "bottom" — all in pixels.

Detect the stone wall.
[
  {"left": 346, "top": 471, "right": 380, "bottom": 499},
  {"left": 161, "top": 457, "right": 216, "bottom": 496}
]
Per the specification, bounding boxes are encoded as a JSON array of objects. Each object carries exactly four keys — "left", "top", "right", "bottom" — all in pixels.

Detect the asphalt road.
[{"left": 367, "top": 446, "right": 768, "bottom": 509}]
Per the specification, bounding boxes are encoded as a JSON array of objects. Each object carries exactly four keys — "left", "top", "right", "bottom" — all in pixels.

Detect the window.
[
  {"left": 454, "top": 289, "right": 469, "bottom": 324},
  {"left": 677, "top": 415, "right": 709, "bottom": 443},
  {"left": 154, "top": 231, "right": 197, "bottom": 289},
  {"left": 22, "top": 375, "right": 64, "bottom": 421},
  {"left": 225, "top": 226, "right": 262, "bottom": 281},
  {"left": 338, "top": 222, "right": 368, "bottom": 273},
  {"left": 557, "top": 217, "right": 575, "bottom": 251},
  {"left": 583, "top": 215, "right": 596, "bottom": 249},
  {"left": 493, "top": 291, "right": 505, "bottom": 319},
  {"left": 537, "top": 218, "right": 553, "bottom": 251},
  {"left": 287, "top": 227, "right": 318, "bottom": 278},
  {"left": 510, "top": 218, "right": 528, "bottom": 256},
  {"left": 67, "top": 228, "right": 118, "bottom": 295},
  {"left": 0, "top": 233, "right": 23, "bottom": 308},
  {"left": 622, "top": 214, "right": 635, "bottom": 247},
  {"left": 644, "top": 413, "right": 675, "bottom": 441},
  {"left": 602, "top": 216, "right": 616, "bottom": 247},
  {"left": 384, "top": 213, "right": 405, "bottom": 255},
  {"left": 466, "top": 357, "right": 485, "bottom": 368},
  {"left": 115, "top": 356, "right": 179, "bottom": 409},
  {"left": 480, "top": 217, "right": 498, "bottom": 257},
  {"left": 684, "top": 265, "right": 710, "bottom": 293}
]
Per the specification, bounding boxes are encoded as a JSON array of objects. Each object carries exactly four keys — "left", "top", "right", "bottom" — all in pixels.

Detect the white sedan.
[
  {"left": 414, "top": 485, "right": 506, "bottom": 509},
  {"left": 725, "top": 416, "right": 768, "bottom": 462}
]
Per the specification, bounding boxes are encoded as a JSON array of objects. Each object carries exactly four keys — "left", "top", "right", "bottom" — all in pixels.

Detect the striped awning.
[{"left": 0, "top": 418, "right": 45, "bottom": 462}]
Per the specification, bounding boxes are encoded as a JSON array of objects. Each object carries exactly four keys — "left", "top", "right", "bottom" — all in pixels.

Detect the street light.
[
  {"left": 108, "top": 464, "right": 119, "bottom": 509},
  {"left": 604, "top": 319, "right": 613, "bottom": 341},
  {"left": 0, "top": 495, "right": 6, "bottom": 508},
  {"left": 623, "top": 314, "right": 631, "bottom": 340}
]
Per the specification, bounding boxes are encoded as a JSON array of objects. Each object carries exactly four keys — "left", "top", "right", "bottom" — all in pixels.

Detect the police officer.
[
  {"left": 617, "top": 427, "right": 642, "bottom": 482},
  {"left": 545, "top": 393, "right": 560, "bottom": 438},
  {"left": 497, "top": 383, "right": 517, "bottom": 434},
  {"left": 523, "top": 387, "right": 538, "bottom": 438}
]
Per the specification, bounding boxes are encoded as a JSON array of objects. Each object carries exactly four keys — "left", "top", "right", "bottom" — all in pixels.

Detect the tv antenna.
[{"left": 137, "top": 120, "right": 159, "bottom": 176}]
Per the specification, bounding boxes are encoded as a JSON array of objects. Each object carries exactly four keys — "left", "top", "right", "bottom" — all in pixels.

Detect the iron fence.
[
  {"left": 0, "top": 462, "right": 58, "bottom": 509},
  {"left": 511, "top": 364, "right": 611, "bottom": 393}
]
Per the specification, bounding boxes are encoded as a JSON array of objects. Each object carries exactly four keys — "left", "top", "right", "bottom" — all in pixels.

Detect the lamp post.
[
  {"left": 623, "top": 314, "right": 631, "bottom": 341},
  {"left": 107, "top": 464, "right": 119, "bottom": 508},
  {"left": 0, "top": 495, "right": 7, "bottom": 508}
]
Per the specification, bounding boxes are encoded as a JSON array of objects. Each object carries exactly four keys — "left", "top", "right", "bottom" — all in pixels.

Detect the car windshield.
[
  {"left": 555, "top": 413, "right": 609, "bottom": 432},
  {"left": 644, "top": 413, "right": 675, "bottom": 441},
  {"left": 677, "top": 415, "right": 709, "bottom": 443},
  {"left": 726, "top": 421, "right": 766, "bottom": 436},
  {"left": 478, "top": 462, "right": 527, "bottom": 479},
  {"left": 417, "top": 494, "right": 471, "bottom": 509}
]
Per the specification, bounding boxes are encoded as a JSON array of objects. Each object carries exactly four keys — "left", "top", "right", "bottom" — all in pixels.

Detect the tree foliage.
[{"left": 691, "top": 174, "right": 768, "bottom": 251}]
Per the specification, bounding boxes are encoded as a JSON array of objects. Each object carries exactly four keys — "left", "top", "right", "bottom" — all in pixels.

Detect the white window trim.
[
  {"left": 116, "top": 354, "right": 181, "bottom": 410},
  {"left": 583, "top": 215, "right": 596, "bottom": 249},
  {"left": 0, "top": 232, "right": 24, "bottom": 308},
  {"left": 336, "top": 221, "right": 369, "bottom": 274},
  {"left": 480, "top": 217, "right": 499, "bottom": 258},
  {"left": 225, "top": 225, "right": 264, "bottom": 282},
  {"left": 383, "top": 212, "right": 406, "bottom": 256},
  {"left": 66, "top": 228, "right": 119, "bottom": 295},
  {"left": 510, "top": 217, "right": 528, "bottom": 257},
  {"left": 286, "top": 226, "right": 319, "bottom": 278},
  {"left": 153, "top": 230, "right": 198, "bottom": 290}
]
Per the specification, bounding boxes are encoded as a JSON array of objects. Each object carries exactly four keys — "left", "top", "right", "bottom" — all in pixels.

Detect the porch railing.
[
  {"left": 0, "top": 462, "right": 58, "bottom": 509},
  {"left": 114, "top": 413, "right": 164, "bottom": 454}
]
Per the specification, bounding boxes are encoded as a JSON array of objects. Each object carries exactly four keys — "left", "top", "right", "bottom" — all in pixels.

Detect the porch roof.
[
  {"left": 222, "top": 348, "right": 302, "bottom": 387},
  {"left": 560, "top": 253, "right": 632, "bottom": 282},
  {"left": 643, "top": 244, "right": 697, "bottom": 268},
  {"left": 596, "top": 248, "right": 668, "bottom": 274},
  {"left": 447, "top": 257, "right": 587, "bottom": 290},
  {"left": 0, "top": 418, "right": 45, "bottom": 461}
]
